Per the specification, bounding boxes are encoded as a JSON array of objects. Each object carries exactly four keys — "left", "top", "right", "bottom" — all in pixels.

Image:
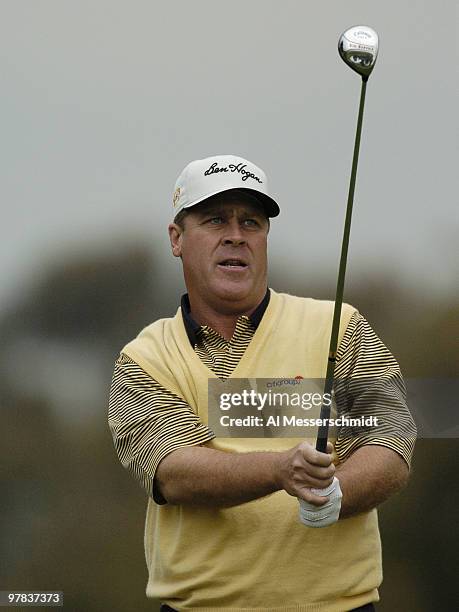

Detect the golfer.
[{"left": 108, "top": 155, "right": 416, "bottom": 611}]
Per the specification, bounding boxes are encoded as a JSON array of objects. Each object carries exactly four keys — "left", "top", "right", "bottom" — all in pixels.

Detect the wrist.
[{"left": 269, "top": 450, "right": 286, "bottom": 492}]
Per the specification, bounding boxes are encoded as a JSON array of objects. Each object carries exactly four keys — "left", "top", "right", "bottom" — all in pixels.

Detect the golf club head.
[{"left": 338, "top": 26, "right": 379, "bottom": 79}]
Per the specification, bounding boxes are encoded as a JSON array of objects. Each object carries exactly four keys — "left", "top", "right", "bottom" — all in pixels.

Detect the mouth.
[{"left": 217, "top": 258, "right": 248, "bottom": 271}]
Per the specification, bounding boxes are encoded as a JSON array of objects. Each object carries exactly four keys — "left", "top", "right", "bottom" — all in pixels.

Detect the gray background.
[
  {"left": 1, "top": 2, "right": 457, "bottom": 611},
  {"left": 1, "top": 0, "right": 457, "bottom": 304}
]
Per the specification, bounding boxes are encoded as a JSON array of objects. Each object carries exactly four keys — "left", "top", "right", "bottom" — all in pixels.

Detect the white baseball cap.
[{"left": 172, "top": 154, "right": 280, "bottom": 218}]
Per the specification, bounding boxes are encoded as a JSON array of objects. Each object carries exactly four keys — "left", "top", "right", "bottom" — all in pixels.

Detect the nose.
[{"left": 222, "top": 219, "right": 246, "bottom": 246}]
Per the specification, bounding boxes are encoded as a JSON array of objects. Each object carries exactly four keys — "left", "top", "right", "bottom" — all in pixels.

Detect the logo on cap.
[
  {"left": 173, "top": 187, "right": 181, "bottom": 207},
  {"left": 204, "top": 162, "right": 263, "bottom": 184}
]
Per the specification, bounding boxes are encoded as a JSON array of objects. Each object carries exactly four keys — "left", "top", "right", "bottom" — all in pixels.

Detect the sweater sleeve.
[
  {"left": 108, "top": 353, "right": 215, "bottom": 503},
  {"left": 333, "top": 312, "right": 416, "bottom": 468}
]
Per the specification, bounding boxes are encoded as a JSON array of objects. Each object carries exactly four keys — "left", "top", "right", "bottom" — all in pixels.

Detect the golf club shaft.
[{"left": 316, "top": 77, "right": 368, "bottom": 453}]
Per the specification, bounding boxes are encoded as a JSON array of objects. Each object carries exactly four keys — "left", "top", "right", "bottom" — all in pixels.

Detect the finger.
[
  {"left": 298, "top": 442, "right": 333, "bottom": 467},
  {"left": 299, "top": 489, "right": 330, "bottom": 506},
  {"left": 301, "top": 475, "right": 335, "bottom": 490},
  {"left": 299, "top": 462, "right": 335, "bottom": 481}
]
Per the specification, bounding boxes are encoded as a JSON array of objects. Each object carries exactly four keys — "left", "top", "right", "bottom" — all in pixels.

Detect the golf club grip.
[
  {"left": 315, "top": 78, "right": 368, "bottom": 453},
  {"left": 315, "top": 359, "right": 336, "bottom": 451},
  {"left": 316, "top": 433, "right": 328, "bottom": 453}
]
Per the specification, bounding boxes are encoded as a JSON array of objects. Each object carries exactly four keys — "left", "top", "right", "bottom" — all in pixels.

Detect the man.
[{"left": 108, "top": 154, "right": 416, "bottom": 611}]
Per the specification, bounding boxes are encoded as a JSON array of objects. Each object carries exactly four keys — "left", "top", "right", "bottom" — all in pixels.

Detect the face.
[{"left": 168, "top": 192, "right": 270, "bottom": 314}]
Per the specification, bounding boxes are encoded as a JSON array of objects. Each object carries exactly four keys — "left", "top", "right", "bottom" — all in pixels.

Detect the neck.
[{"left": 188, "top": 291, "right": 265, "bottom": 340}]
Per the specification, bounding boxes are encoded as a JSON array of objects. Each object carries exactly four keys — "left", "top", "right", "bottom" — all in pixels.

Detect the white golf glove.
[{"left": 298, "top": 477, "right": 342, "bottom": 528}]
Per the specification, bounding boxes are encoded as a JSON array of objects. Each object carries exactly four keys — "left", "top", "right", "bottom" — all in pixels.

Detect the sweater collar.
[{"left": 181, "top": 288, "right": 271, "bottom": 347}]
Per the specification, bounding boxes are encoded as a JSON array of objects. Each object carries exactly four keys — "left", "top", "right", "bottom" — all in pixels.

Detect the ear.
[{"left": 168, "top": 223, "right": 183, "bottom": 258}]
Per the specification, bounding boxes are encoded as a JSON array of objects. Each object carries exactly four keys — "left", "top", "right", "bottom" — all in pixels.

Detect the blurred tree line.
[{"left": 0, "top": 243, "right": 457, "bottom": 611}]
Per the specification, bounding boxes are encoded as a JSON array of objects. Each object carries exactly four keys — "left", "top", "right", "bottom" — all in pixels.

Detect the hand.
[
  {"left": 277, "top": 441, "right": 336, "bottom": 505},
  {"left": 298, "top": 476, "right": 342, "bottom": 527}
]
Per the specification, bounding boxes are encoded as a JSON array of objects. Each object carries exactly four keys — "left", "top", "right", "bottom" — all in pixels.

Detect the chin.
[
  {"left": 212, "top": 280, "right": 258, "bottom": 304},
  {"left": 217, "top": 286, "right": 249, "bottom": 302}
]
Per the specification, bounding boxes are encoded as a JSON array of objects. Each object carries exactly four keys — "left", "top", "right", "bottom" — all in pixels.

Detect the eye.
[
  {"left": 243, "top": 218, "right": 259, "bottom": 227},
  {"left": 208, "top": 216, "right": 224, "bottom": 225}
]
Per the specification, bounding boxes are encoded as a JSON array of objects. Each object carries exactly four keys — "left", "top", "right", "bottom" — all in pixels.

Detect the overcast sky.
[{"left": 1, "top": 0, "right": 457, "bottom": 310}]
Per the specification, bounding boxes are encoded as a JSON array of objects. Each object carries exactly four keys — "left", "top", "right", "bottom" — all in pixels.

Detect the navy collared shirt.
[{"left": 180, "top": 288, "right": 271, "bottom": 347}]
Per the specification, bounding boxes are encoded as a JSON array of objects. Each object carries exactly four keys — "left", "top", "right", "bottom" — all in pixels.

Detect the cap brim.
[{"left": 182, "top": 187, "right": 280, "bottom": 218}]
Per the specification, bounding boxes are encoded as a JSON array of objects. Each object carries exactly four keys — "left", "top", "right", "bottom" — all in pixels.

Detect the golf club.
[{"left": 315, "top": 26, "right": 379, "bottom": 454}]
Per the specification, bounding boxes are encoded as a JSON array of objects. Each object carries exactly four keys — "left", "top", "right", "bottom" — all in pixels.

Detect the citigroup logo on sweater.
[{"left": 266, "top": 375, "right": 304, "bottom": 388}]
